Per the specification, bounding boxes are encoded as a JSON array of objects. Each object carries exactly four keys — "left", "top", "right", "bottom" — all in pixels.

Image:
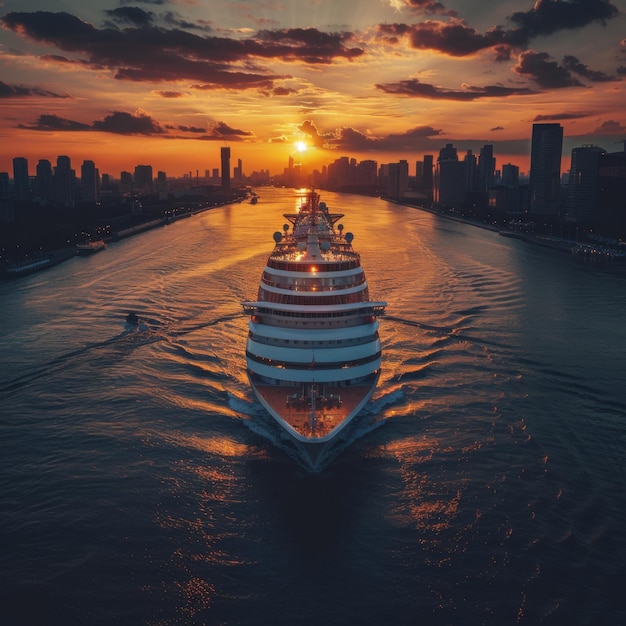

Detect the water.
[{"left": 1, "top": 188, "right": 625, "bottom": 625}]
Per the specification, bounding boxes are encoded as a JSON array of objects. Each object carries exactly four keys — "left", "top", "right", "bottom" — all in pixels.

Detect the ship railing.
[{"left": 286, "top": 393, "right": 342, "bottom": 408}]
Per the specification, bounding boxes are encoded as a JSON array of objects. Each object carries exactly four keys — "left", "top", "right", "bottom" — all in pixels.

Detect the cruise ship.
[{"left": 242, "top": 190, "right": 386, "bottom": 468}]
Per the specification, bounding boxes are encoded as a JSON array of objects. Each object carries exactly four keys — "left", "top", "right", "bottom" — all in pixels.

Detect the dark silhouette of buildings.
[
  {"left": 81, "top": 160, "right": 99, "bottom": 205},
  {"left": 221, "top": 147, "right": 231, "bottom": 189},
  {"left": 12, "top": 157, "right": 30, "bottom": 205},
  {"left": 529, "top": 123, "right": 563, "bottom": 217},
  {"left": 565, "top": 145, "right": 606, "bottom": 226},
  {"left": 54, "top": 156, "right": 75, "bottom": 208}
]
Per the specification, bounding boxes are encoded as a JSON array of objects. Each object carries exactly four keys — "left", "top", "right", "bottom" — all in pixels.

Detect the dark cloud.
[
  {"left": 398, "top": 0, "right": 457, "bottom": 17},
  {"left": 533, "top": 112, "right": 591, "bottom": 121},
  {"left": 514, "top": 50, "right": 583, "bottom": 88},
  {"left": 177, "top": 125, "right": 206, "bottom": 133},
  {"left": 376, "top": 78, "right": 536, "bottom": 100},
  {"left": 92, "top": 111, "right": 164, "bottom": 134},
  {"left": 0, "top": 11, "right": 360, "bottom": 91},
  {"left": 562, "top": 55, "right": 616, "bottom": 81},
  {"left": 323, "top": 124, "right": 445, "bottom": 151},
  {"left": 209, "top": 121, "right": 253, "bottom": 138},
  {"left": 155, "top": 90, "right": 185, "bottom": 98},
  {"left": 104, "top": 7, "right": 155, "bottom": 27},
  {"left": 18, "top": 110, "right": 164, "bottom": 134},
  {"left": 18, "top": 113, "right": 90, "bottom": 131},
  {"left": 255, "top": 28, "right": 363, "bottom": 63},
  {"left": 593, "top": 119, "right": 626, "bottom": 135},
  {"left": 270, "top": 86, "right": 299, "bottom": 96},
  {"left": 508, "top": 0, "right": 618, "bottom": 39},
  {"left": 377, "top": 0, "right": 619, "bottom": 57},
  {"left": 377, "top": 20, "right": 500, "bottom": 57},
  {"left": 490, "top": 126, "right": 504, "bottom": 131},
  {"left": 0, "top": 80, "right": 70, "bottom": 98},
  {"left": 298, "top": 120, "right": 331, "bottom": 147}
]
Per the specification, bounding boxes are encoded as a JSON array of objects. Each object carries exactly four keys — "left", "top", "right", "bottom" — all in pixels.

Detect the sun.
[{"left": 295, "top": 141, "right": 307, "bottom": 153}]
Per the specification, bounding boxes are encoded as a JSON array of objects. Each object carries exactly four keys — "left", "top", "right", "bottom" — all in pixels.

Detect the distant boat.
[{"left": 76, "top": 239, "right": 106, "bottom": 254}]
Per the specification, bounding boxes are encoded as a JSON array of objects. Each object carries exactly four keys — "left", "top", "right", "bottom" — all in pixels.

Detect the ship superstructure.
[{"left": 242, "top": 190, "right": 386, "bottom": 468}]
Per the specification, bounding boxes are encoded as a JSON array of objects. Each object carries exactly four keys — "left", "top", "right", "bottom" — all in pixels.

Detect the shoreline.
[
  {"left": 0, "top": 198, "right": 241, "bottom": 281},
  {"left": 387, "top": 199, "right": 578, "bottom": 254}
]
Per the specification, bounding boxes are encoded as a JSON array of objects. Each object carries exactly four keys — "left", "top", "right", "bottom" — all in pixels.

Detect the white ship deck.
[{"left": 252, "top": 382, "right": 374, "bottom": 439}]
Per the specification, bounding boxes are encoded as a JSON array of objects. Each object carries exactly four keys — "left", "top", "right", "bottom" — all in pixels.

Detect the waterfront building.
[
  {"left": 437, "top": 144, "right": 465, "bottom": 208},
  {"left": 221, "top": 147, "right": 231, "bottom": 189},
  {"left": 12, "top": 157, "right": 30, "bottom": 205},
  {"left": 597, "top": 147, "right": 626, "bottom": 237},
  {"left": 529, "top": 123, "right": 563, "bottom": 217},
  {"left": 35, "top": 159, "right": 54, "bottom": 205},
  {"left": 120, "top": 171, "right": 133, "bottom": 194},
  {"left": 0, "top": 171, "right": 13, "bottom": 223},
  {"left": 501, "top": 164, "right": 520, "bottom": 188},
  {"left": 81, "top": 160, "right": 99, "bottom": 204},
  {"left": 133, "top": 165, "right": 153, "bottom": 195},
  {"left": 565, "top": 145, "right": 606, "bottom": 225},
  {"left": 478, "top": 144, "right": 495, "bottom": 192},
  {"left": 54, "top": 155, "right": 75, "bottom": 208},
  {"left": 387, "top": 160, "right": 409, "bottom": 198}
]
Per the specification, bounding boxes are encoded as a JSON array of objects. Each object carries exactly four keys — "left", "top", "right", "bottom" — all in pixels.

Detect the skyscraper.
[
  {"left": 54, "top": 155, "right": 75, "bottom": 208},
  {"left": 478, "top": 144, "right": 495, "bottom": 191},
  {"left": 133, "top": 165, "right": 153, "bottom": 195},
  {"left": 12, "top": 157, "right": 30, "bottom": 204},
  {"left": 437, "top": 144, "right": 465, "bottom": 207},
  {"left": 529, "top": 123, "right": 563, "bottom": 216},
  {"left": 423, "top": 155, "right": 434, "bottom": 201},
  {"left": 565, "top": 145, "right": 605, "bottom": 225},
  {"left": 221, "top": 147, "right": 231, "bottom": 189},
  {"left": 81, "top": 160, "right": 98, "bottom": 204},
  {"left": 35, "top": 159, "right": 54, "bottom": 204}
]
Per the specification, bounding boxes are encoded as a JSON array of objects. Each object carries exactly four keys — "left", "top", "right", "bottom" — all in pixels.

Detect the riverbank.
[
  {"left": 0, "top": 197, "right": 243, "bottom": 281},
  {"left": 388, "top": 199, "right": 581, "bottom": 255}
]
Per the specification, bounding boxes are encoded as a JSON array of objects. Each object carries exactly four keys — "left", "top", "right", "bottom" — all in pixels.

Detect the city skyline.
[{"left": 1, "top": 1, "right": 625, "bottom": 176}]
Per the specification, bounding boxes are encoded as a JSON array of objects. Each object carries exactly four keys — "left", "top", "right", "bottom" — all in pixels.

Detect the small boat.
[
  {"left": 76, "top": 239, "right": 106, "bottom": 254},
  {"left": 126, "top": 311, "right": 139, "bottom": 325}
]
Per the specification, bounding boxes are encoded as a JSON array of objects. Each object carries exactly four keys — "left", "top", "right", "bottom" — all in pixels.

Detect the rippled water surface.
[{"left": 1, "top": 188, "right": 625, "bottom": 625}]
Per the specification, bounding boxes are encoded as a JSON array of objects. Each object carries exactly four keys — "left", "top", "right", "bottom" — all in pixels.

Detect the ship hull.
[{"left": 248, "top": 371, "right": 380, "bottom": 470}]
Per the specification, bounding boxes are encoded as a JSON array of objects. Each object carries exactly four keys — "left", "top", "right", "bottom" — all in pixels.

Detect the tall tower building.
[
  {"left": 478, "top": 144, "right": 495, "bottom": 191},
  {"left": 423, "top": 155, "right": 434, "bottom": 201},
  {"left": 234, "top": 158, "right": 243, "bottom": 185},
  {"left": 388, "top": 160, "right": 409, "bottom": 198},
  {"left": 35, "top": 159, "right": 54, "bottom": 204},
  {"left": 81, "top": 160, "right": 98, "bottom": 204},
  {"left": 133, "top": 165, "right": 153, "bottom": 195},
  {"left": 529, "top": 123, "right": 563, "bottom": 216},
  {"left": 0, "top": 171, "right": 14, "bottom": 223},
  {"left": 565, "top": 145, "right": 606, "bottom": 224},
  {"left": 464, "top": 150, "right": 478, "bottom": 192},
  {"left": 501, "top": 164, "right": 520, "bottom": 188},
  {"left": 437, "top": 144, "right": 465, "bottom": 207},
  {"left": 12, "top": 157, "right": 30, "bottom": 204},
  {"left": 54, "top": 155, "right": 75, "bottom": 208},
  {"left": 221, "top": 147, "right": 231, "bottom": 189}
]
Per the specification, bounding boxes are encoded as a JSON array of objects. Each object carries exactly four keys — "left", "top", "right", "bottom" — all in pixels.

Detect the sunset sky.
[{"left": 1, "top": 0, "right": 625, "bottom": 178}]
